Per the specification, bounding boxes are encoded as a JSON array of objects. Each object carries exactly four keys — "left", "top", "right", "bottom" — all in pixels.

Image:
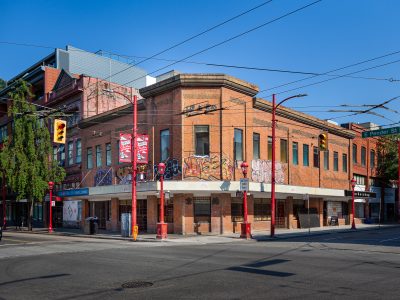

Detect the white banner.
[{"left": 63, "top": 201, "right": 80, "bottom": 221}]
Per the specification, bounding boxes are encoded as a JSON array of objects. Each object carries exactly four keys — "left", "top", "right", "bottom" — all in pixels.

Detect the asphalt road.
[{"left": 1, "top": 228, "right": 400, "bottom": 299}]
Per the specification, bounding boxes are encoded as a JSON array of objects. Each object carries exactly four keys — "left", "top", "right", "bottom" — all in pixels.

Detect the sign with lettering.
[
  {"left": 240, "top": 178, "right": 249, "bottom": 192},
  {"left": 57, "top": 188, "right": 89, "bottom": 197},
  {"left": 362, "top": 126, "right": 400, "bottom": 138},
  {"left": 183, "top": 103, "right": 218, "bottom": 116},
  {"left": 345, "top": 190, "right": 377, "bottom": 198},
  {"left": 137, "top": 135, "right": 149, "bottom": 164},
  {"left": 119, "top": 133, "right": 132, "bottom": 163}
]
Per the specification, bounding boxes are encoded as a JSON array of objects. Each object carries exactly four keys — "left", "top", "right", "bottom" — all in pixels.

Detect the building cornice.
[
  {"left": 139, "top": 74, "right": 259, "bottom": 98},
  {"left": 253, "top": 98, "right": 356, "bottom": 139}
]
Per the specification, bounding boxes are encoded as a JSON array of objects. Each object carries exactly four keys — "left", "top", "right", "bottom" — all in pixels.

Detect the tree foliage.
[
  {"left": 0, "top": 78, "right": 5, "bottom": 90},
  {"left": 377, "top": 134, "right": 399, "bottom": 184},
  {"left": 0, "top": 80, "right": 65, "bottom": 229}
]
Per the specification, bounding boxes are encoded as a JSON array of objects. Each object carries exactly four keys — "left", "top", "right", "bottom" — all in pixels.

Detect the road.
[{"left": 1, "top": 228, "right": 400, "bottom": 299}]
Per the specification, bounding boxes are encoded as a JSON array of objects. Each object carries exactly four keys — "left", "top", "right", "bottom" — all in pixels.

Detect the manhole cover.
[{"left": 121, "top": 281, "right": 153, "bottom": 289}]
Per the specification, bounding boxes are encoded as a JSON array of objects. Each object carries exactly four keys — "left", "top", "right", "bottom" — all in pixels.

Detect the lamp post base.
[
  {"left": 240, "top": 222, "right": 252, "bottom": 239},
  {"left": 48, "top": 228, "right": 53, "bottom": 233},
  {"left": 351, "top": 221, "right": 356, "bottom": 230},
  {"left": 156, "top": 222, "right": 168, "bottom": 239}
]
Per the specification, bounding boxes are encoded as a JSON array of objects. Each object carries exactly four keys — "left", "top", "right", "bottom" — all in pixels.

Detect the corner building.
[{"left": 64, "top": 73, "right": 359, "bottom": 234}]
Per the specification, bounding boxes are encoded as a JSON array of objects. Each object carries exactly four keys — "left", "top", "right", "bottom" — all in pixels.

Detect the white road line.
[{"left": 380, "top": 237, "right": 400, "bottom": 243}]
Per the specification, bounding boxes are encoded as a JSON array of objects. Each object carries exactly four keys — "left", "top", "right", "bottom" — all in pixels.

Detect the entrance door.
[
  {"left": 276, "top": 200, "right": 286, "bottom": 228},
  {"left": 137, "top": 199, "right": 147, "bottom": 232},
  {"left": 93, "top": 202, "right": 107, "bottom": 229}
]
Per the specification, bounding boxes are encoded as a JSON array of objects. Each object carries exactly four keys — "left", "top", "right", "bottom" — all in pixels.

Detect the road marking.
[{"left": 380, "top": 237, "right": 400, "bottom": 243}]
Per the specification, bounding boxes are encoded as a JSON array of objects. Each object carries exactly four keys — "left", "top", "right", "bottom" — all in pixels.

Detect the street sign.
[
  {"left": 240, "top": 178, "right": 249, "bottom": 192},
  {"left": 345, "top": 190, "right": 377, "bottom": 198},
  {"left": 362, "top": 126, "right": 400, "bottom": 138}
]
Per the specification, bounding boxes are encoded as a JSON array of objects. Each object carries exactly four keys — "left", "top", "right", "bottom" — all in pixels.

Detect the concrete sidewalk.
[{"left": 3, "top": 223, "right": 399, "bottom": 244}]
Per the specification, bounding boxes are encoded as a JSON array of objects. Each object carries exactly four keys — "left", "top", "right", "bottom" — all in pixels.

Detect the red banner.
[
  {"left": 119, "top": 133, "right": 132, "bottom": 163},
  {"left": 119, "top": 133, "right": 149, "bottom": 164},
  {"left": 137, "top": 135, "right": 149, "bottom": 164}
]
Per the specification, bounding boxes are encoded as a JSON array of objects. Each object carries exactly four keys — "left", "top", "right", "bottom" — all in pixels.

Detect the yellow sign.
[{"left": 133, "top": 225, "right": 139, "bottom": 241}]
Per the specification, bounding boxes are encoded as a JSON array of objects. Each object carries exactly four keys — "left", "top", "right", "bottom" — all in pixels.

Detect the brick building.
[{"left": 59, "top": 73, "right": 374, "bottom": 235}]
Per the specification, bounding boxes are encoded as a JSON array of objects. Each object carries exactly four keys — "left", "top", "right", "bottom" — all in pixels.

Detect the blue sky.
[{"left": 1, "top": 0, "right": 399, "bottom": 126}]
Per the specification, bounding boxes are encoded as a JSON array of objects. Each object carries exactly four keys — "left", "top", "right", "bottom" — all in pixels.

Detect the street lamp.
[
  {"left": 157, "top": 162, "right": 167, "bottom": 239},
  {"left": 48, "top": 181, "right": 54, "bottom": 233},
  {"left": 271, "top": 93, "right": 307, "bottom": 238},
  {"left": 351, "top": 177, "right": 356, "bottom": 229},
  {"left": 104, "top": 89, "right": 138, "bottom": 240},
  {"left": 240, "top": 162, "right": 251, "bottom": 239}
]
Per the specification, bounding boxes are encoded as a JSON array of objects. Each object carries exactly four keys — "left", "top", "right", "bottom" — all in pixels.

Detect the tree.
[
  {"left": 0, "top": 78, "right": 5, "bottom": 90},
  {"left": 377, "top": 134, "right": 399, "bottom": 184},
  {"left": 0, "top": 80, "right": 65, "bottom": 230}
]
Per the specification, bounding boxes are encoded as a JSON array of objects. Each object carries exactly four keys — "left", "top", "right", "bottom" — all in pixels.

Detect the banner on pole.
[
  {"left": 137, "top": 135, "right": 149, "bottom": 164},
  {"left": 119, "top": 133, "right": 132, "bottom": 163}
]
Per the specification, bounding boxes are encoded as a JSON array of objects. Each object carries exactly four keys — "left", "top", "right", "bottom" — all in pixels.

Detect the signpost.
[
  {"left": 240, "top": 178, "right": 249, "bottom": 192},
  {"left": 362, "top": 126, "right": 400, "bottom": 224}
]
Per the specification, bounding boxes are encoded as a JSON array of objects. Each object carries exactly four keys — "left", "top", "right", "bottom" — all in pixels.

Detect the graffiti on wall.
[
  {"left": 94, "top": 168, "right": 113, "bottom": 186},
  {"left": 116, "top": 166, "right": 132, "bottom": 184},
  {"left": 183, "top": 154, "right": 233, "bottom": 181},
  {"left": 154, "top": 158, "right": 182, "bottom": 180},
  {"left": 251, "top": 159, "right": 286, "bottom": 184}
]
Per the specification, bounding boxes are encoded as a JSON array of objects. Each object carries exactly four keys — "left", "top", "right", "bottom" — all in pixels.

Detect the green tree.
[
  {"left": 0, "top": 80, "right": 65, "bottom": 230},
  {"left": 0, "top": 78, "right": 6, "bottom": 90},
  {"left": 377, "top": 134, "right": 399, "bottom": 183}
]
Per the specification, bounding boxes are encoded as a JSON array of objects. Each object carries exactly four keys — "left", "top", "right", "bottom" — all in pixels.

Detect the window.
[
  {"left": 234, "top": 128, "right": 243, "bottom": 161},
  {"left": 254, "top": 198, "right": 271, "bottom": 221},
  {"left": 342, "top": 153, "right": 348, "bottom": 172},
  {"left": 68, "top": 141, "right": 74, "bottom": 165},
  {"left": 333, "top": 151, "right": 338, "bottom": 171},
  {"left": 253, "top": 133, "right": 260, "bottom": 160},
  {"left": 352, "top": 144, "right": 357, "bottom": 164},
  {"left": 67, "top": 111, "right": 80, "bottom": 128},
  {"left": 313, "top": 147, "right": 319, "bottom": 168},
  {"left": 106, "top": 143, "right": 112, "bottom": 166},
  {"left": 96, "top": 145, "right": 102, "bottom": 167},
  {"left": 87, "top": 148, "right": 93, "bottom": 169},
  {"left": 268, "top": 136, "right": 272, "bottom": 160},
  {"left": 53, "top": 146, "right": 58, "bottom": 162},
  {"left": 303, "top": 144, "right": 309, "bottom": 166},
  {"left": 361, "top": 146, "right": 366, "bottom": 166},
  {"left": 370, "top": 150, "right": 375, "bottom": 169},
  {"left": 324, "top": 150, "right": 329, "bottom": 170},
  {"left": 160, "top": 129, "right": 170, "bottom": 161},
  {"left": 195, "top": 126, "right": 210, "bottom": 156},
  {"left": 75, "top": 139, "right": 82, "bottom": 163},
  {"left": 280, "top": 139, "right": 288, "bottom": 163},
  {"left": 193, "top": 197, "right": 211, "bottom": 223},
  {"left": 231, "top": 197, "right": 243, "bottom": 222},
  {"left": 60, "top": 145, "right": 65, "bottom": 166},
  {"left": 354, "top": 174, "right": 366, "bottom": 185},
  {"left": 292, "top": 142, "right": 299, "bottom": 165},
  {"left": 0, "top": 125, "right": 7, "bottom": 142}
]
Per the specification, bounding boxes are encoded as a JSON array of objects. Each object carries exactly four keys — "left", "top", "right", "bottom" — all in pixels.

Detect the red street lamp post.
[
  {"left": 271, "top": 93, "right": 307, "bottom": 237},
  {"left": 351, "top": 177, "right": 356, "bottom": 229},
  {"left": 240, "top": 162, "right": 251, "bottom": 239},
  {"left": 157, "top": 162, "right": 167, "bottom": 239},
  {"left": 48, "top": 181, "right": 54, "bottom": 233}
]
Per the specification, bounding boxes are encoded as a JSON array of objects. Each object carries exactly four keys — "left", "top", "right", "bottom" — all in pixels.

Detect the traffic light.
[
  {"left": 318, "top": 133, "right": 328, "bottom": 151},
  {"left": 53, "top": 119, "right": 66, "bottom": 144}
]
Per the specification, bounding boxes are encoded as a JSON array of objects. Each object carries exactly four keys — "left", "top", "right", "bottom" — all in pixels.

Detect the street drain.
[{"left": 121, "top": 281, "right": 153, "bottom": 289}]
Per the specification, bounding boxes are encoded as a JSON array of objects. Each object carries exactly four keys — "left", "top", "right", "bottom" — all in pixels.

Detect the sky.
[{"left": 1, "top": 0, "right": 399, "bottom": 127}]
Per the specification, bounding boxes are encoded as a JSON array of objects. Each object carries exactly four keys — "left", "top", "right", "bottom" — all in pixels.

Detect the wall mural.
[
  {"left": 94, "top": 168, "right": 113, "bottom": 186},
  {"left": 251, "top": 159, "right": 286, "bottom": 184},
  {"left": 183, "top": 154, "right": 233, "bottom": 181},
  {"left": 154, "top": 158, "right": 182, "bottom": 180}
]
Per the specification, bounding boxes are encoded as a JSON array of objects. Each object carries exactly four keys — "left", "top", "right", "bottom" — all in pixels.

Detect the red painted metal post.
[
  {"left": 132, "top": 95, "right": 138, "bottom": 239},
  {"left": 2, "top": 172, "right": 6, "bottom": 229},
  {"left": 48, "top": 181, "right": 54, "bottom": 233},
  {"left": 156, "top": 162, "right": 167, "bottom": 239},
  {"left": 271, "top": 94, "right": 276, "bottom": 238},
  {"left": 240, "top": 162, "right": 251, "bottom": 238},
  {"left": 351, "top": 178, "right": 356, "bottom": 229}
]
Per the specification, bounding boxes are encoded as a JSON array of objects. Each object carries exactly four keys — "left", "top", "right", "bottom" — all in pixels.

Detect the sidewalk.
[{"left": 4, "top": 223, "right": 399, "bottom": 244}]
